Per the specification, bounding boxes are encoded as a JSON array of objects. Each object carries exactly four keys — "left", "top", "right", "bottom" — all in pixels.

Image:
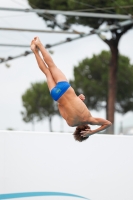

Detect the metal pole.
[
  {"left": 0, "top": 27, "right": 83, "bottom": 34},
  {"left": 0, "top": 7, "right": 132, "bottom": 20},
  {"left": 0, "top": 44, "right": 30, "bottom": 48}
]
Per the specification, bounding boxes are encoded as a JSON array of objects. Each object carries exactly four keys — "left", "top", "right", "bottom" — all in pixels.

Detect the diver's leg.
[
  {"left": 33, "top": 37, "right": 68, "bottom": 83},
  {"left": 31, "top": 40, "right": 56, "bottom": 91}
]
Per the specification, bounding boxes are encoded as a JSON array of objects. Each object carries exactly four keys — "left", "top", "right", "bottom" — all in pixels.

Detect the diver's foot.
[
  {"left": 30, "top": 40, "right": 38, "bottom": 53},
  {"left": 33, "top": 36, "right": 42, "bottom": 48}
]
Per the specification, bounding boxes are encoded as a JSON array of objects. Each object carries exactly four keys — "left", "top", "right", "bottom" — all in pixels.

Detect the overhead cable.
[{"left": 0, "top": 19, "right": 133, "bottom": 64}]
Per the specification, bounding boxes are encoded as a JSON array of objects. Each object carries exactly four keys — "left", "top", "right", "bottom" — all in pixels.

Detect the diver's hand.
[
  {"left": 80, "top": 128, "right": 94, "bottom": 137},
  {"left": 78, "top": 94, "right": 85, "bottom": 101}
]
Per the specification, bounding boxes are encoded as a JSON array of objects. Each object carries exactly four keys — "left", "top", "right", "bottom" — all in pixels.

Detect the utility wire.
[
  {"left": 0, "top": 31, "right": 18, "bottom": 41},
  {"left": 26, "top": 0, "right": 82, "bottom": 33},
  {"left": 0, "top": 3, "right": 31, "bottom": 42},
  {"left": 0, "top": 18, "right": 21, "bottom": 41},
  {"left": 27, "top": 1, "right": 70, "bottom": 30},
  {"left": 1, "top": 16, "right": 30, "bottom": 41},
  {"left": 0, "top": 19, "right": 132, "bottom": 64},
  {"left": 70, "top": 0, "right": 133, "bottom": 15},
  {"left": 9, "top": 0, "right": 133, "bottom": 14},
  {"left": 70, "top": 0, "right": 114, "bottom": 14},
  {"left": 112, "top": 1, "right": 129, "bottom": 15},
  {"left": 10, "top": 0, "right": 31, "bottom": 8},
  {"left": 68, "top": 5, "right": 133, "bottom": 13}
]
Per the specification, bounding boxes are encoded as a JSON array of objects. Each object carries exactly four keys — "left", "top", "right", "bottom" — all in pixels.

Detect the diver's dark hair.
[{"left": 73, "top": 125, "right": 90, "bottom": 142}]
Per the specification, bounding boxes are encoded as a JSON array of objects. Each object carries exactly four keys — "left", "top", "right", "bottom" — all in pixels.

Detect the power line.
[
  {"left": 0, "top": 18, "right": 24, "bottom": 42},
  {"left": 10, "top": 0, "right": 31, "bottom": 8},
  {"left": 0, "top": 19, "right": 132, "bottom": 64},
  {"left": 113, "top": 1, "right": 128, "bottom": 15},
  {"left": 70, "top": 0, "right": 114, "bottom": 14},
  {"left": 10, "top": 0, "right": 133, "bottom": 15},
  {"left": 0, "top": 10, "right": 30, "bottom": 42},
  {"left": 26, "top": 1, "right": 71, "bottom": 31},
  {"left": 67, "top": 5, "right": 133, "bottom": 13},
  {"left": 70, "top": 0, "right": 133, "bottom": 14},
  {"left": 0, "top": 32, "right": 19, "bottom": 41}
]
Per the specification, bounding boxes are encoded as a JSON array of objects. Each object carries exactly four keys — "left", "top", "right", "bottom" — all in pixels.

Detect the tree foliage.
[
  {"left": 28, "top": 0, "right": 133, "bottom": 29},
  {"left": 70, "top": 51, "right": 133, "bottom": 114},
  {"left": 21, "top": 81, "right": 59, "bottom": 131}
]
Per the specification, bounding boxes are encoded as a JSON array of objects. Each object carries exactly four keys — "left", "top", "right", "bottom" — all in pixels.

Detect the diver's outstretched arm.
[{"left": 81, "top": 117, "right": 112, "bottom": 137}]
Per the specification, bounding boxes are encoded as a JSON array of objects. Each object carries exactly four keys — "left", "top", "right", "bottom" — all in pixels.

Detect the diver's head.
[{"left": 73, "top": 125, "right": 90, "bottom": 142}]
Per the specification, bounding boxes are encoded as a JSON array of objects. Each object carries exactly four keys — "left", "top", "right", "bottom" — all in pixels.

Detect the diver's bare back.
[{"left": 58, "top": 87, "right": 92, "bottom": 126}]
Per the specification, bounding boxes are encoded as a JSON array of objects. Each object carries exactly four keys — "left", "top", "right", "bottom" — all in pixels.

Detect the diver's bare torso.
[{"left": 57, "top": 87, "right": 92, "bottom": 126}]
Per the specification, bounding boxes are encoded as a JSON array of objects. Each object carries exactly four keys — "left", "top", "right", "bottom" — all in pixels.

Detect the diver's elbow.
[{"left": 107, "top": 121, "right": 112, "bottom": 127}]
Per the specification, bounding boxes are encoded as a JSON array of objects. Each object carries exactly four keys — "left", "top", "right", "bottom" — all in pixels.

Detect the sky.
[{"left": 0, "top": 0, "right": 133, "bottom": 134}]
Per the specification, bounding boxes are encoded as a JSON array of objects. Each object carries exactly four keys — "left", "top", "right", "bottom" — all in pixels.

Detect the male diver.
[{"left": 30, "top": 37, "right": 112, "bottom": 142}]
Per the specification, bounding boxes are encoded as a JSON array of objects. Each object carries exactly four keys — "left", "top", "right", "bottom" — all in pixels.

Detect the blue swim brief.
[{"left": 50, "top": 81, "right": 70, "bottom": 101}]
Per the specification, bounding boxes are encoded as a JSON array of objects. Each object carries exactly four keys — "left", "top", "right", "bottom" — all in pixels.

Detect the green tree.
[
  {"left": 21, "top": 81, "right": 59, "bottom": 131},
  {"left": 28, "top": 0, "right": 133, "bottom": 133},
  {"left": 70, "top": 51, "right": 133, "bottom": 133}
]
